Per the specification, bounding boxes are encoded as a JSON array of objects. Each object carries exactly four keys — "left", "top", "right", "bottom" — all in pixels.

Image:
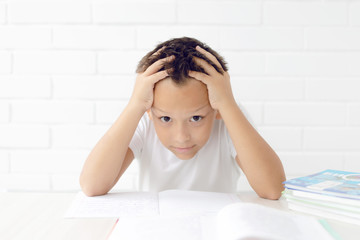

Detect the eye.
[
  {"left": 190, "top": 116, "right": 203, "bottom": 122},
  {"left": 160, "top": 116, "right": 172, "bottom": 123}
]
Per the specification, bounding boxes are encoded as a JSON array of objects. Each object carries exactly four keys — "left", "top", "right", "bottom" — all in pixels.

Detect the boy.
[{"left": 80, "top": 37, "right": 285, "bottom": 199}]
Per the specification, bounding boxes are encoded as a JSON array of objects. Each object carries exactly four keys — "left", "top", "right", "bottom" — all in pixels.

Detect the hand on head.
[
  {"left": 130, "top": 54, "right": 174, "bottom": 112},
  {"left": 189, "top": 46, "right": 235, "bottom": 111},
  {"left": 132, "top": 37, "right": 235, "bottom": 113}
]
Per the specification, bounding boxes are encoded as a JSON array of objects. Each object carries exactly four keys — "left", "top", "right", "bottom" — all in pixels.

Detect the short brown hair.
[{"left": 136, "top": 37, "right": 228, "bottom": 84}]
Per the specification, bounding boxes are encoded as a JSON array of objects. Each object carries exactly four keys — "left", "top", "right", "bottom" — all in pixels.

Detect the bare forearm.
[
  {"left": 80, "top": 54, "right": 172, "bottom": 196},
  {"left": 80, "top": 103, "right": 144, "bottom": 196},
  {"left": 219, "top": 101, "right": 286, "bottom": 199}
]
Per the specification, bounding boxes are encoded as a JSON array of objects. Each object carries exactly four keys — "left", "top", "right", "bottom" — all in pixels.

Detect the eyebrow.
[{"left": 152, "top": 104, "right": 210, "bottom": 115}]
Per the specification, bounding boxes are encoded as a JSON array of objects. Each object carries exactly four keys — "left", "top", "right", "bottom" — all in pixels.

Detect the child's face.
[{"left": 149, "top": 78, "right": 218, "bottom": 160}]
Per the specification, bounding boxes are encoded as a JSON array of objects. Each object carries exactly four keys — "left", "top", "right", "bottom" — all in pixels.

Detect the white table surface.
[{"left": 0, "top": 192, "right": 359, "bottom": 240}]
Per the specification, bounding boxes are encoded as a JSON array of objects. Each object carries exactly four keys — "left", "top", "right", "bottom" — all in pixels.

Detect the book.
[
  {"left": 283, "top": 190, "right": 360, "bottom": 215},
  {"left": 283, "top": 169, "right": 360, "bottom": 200},
  {"left": 287, "top": 199, "right": 360, "bottom": 226},
  {"left": 282, "top": 169, "right": 360, "bottom": 226},
  {"left": 65, "top": 189, "right": 335, "bottom": 240},
  {"left": 283, "top": 188, "right": 360, "bottom": 207},
  {"left": 216, "top": 203, "right": 335, "bottom": 240},
  {"left": 109, "top": 202, "right": 334, "bottom": 240}
]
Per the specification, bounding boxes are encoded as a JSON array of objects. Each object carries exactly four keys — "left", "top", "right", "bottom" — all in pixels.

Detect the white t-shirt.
[{"left": 129, "top": 114, "right": 241, "bottom": 193}]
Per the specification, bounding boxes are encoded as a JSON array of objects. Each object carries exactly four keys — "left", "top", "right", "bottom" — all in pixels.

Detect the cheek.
[
  {"left": 153, "top": 122, "right": 170, "bottom": 143},
  {"left": 193, "top": 120, "right": 214, "bottom": 144}
]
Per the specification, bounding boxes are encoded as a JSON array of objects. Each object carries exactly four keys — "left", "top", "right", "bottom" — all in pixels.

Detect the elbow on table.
[
  {"left": 258, "top": 186, "right": 284, "bottom": 200},
  {"left": 259, "top": 191, "right": 282, "bottom": 200},
  {"left": 81, "top": 187, "right": 107, "bottom": 197},
  {"left": 79, "top": 177, "right": 108, "bottom": 197}
]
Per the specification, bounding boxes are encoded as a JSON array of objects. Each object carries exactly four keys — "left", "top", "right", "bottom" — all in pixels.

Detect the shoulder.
[
  {"left": 211, "top": 118, "right": 228, "bottom": 137},
  {"left": 137, "top": 113, "right": 152, "bottom": 131}
]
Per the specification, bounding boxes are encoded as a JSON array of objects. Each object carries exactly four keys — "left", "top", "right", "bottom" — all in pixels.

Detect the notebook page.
[
  {"left": 64, "top": 192, "right": 159, "bottom": 218},
  {"left": 158, "top": 189, "right": 240, "bottom": 216},
  {"left": 217, "top": 203, "right": 334, "bottom": 240},
  {"left": 109, "top": 215, "right": 205, "bottom": 240}
]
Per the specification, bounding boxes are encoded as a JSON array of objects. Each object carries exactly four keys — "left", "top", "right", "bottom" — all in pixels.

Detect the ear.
[
  {"left": 215, "top": 110, "right": 222, "bottom": 120},
  {"left": 147, "top": 109, "right": 153, "bottom": 121}
]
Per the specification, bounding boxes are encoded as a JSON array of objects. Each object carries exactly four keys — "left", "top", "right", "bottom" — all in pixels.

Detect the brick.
[
  {"left": 52, "top": 125, "right": 109, "bottom": 149},
  {"left": 239, "top": 102, "right": 263, "bottom": 126},
  {"left": 223, "top": 52, "right": 266, "bottom": 75},
  {"left": 53, "top": 26, "right": 135, "bottom": 49},
  {"left": 0, "top": 151, "right": 9, "bottom": 173},
  {"left": 93, "top": 1, "right": 176, "bottom": 23},
  {"left": 96, "top": 101, "right": 128, "bottom": 123},
  {"left": 52, "top": 151, "right": 87, "bottom": 174},
  {"left": 344, "top": 153, "right": 360, "bottom": 170},
  {"left": 11, "top": 150, "right": 86, "bottom": 174},
  {"left": 348, "top": 104, "right": 360, "bottom": 125},
  {"left": 304, "top": 128, "right": 360, "bottom": 151},
  {"left": 0, "top": 102, "right": 9, "bottom": 122},
  {"left": 52, "top": 174, "right": 81, "bottom": 191},
  {"left": 264, "top": 103, "right": 346, "bottom": 126},
  {"left": 14, "top": 51, "right": 96, "bottom": 75},
  {"left": 306, "top": 27, "right": 360, "bottom": 50},
  {"left": 231, "top": 77, "right": 303, "bottom": 101},
  {"left": 279, "top": 152, "right": 344, "bottom": 176},
  {"left": 178, "top": 2, "right": 261, "bottom": 25},
  {"left": 10, "top": 153, "right": 52, "bottom": 174},
  {"left": 220, "top": 27, "right": 303, "bottom": 50},
  {"left": 136, "top": 26, "right": 220, "bottom": 50},
  {"left": 97, "top": 50, "right": 145, "bottom": 74},
  {"left": 53, "top": 76, "right": 134, "bottom": 100},
  {"left": 264, "top": 2, "right": 347, "bottom": 26},
  {"left": 349, "top": 2, "right": 360, "bottom": 26},
  {"left": 306, "top": 78, "right": 360, "bottom": 101},
  {"left": 0, "top": 174, "right": 50, "bottom": 191},
  {"left": 0, "top": 51, "right": 11, "bottom": 74},
  {"left": 12, "top": 100, "right": 94, "bottom": 124},
  {"left": 348, "top": 56, "right": 360, "bottom": 75},
  {"left": 0, "top": 26, "right": 51, "bottom": 49},
  {"left": 0, "top": 4, "right": 5, "bottom": 24},
  {"left": 266, "top": 53, "right": 360, "bottom": 76},
  {"left": 258, "top": 127, "right": 302, "bottom": 151},
  {"left": 8, "top": 2, "right": 91, "bottom": 23},
  {"left": 0, "top": 125, "right": 49, "bottom": 148},
  {"left": 0, "top": 76, "right": 51, "bottom": 98}
]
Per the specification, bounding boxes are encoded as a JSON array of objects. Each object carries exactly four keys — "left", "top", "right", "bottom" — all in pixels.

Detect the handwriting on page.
[{"left": 65, "top": 192, "right": 159, "bottom": 218}]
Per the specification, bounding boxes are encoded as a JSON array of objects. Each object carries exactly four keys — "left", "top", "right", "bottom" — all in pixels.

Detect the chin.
[
  {"left": 174, "top": 153, "right": 196, "bottom": 160},
  {"left": 177, "top": 156, "right": 193, "bottom": 160}
]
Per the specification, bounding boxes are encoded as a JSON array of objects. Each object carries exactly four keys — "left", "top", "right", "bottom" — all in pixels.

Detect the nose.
[{"left": 173, "top": 122, "right": 191, "bottom": 144}]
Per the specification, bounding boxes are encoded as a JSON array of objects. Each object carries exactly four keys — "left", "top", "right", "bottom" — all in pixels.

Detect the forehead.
[{"left": 153, "top": 78, "right": 210, "bottom": 114}]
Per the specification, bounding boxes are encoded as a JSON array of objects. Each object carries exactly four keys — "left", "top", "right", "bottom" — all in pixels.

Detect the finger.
[
  {"left": 192, "top": 57, "right": 218, "bottom": 76},
  {"left": 148, "top": 69, "right": 169, "bottom": 85},
  {"left": 152, "top": 46, "right": 165, "bottom": 57},
  {"left": 144, "top": 55, "right": 174, "bottom": 76},
  {"left": 188, "top": 70, "right": 209, "bottom": 85},
  {"left": 196, "top": 46, "right": 223, "bottom": 71}
]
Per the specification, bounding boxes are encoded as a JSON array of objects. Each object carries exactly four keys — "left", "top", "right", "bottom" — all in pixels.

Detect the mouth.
[{"left": 172, "top": 145, "right": 195, "bottom": 154}]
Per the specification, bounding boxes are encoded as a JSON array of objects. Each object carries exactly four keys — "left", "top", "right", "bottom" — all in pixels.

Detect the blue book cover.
[{"left": 283, "top": 169, "right": 360, "bottom": 199}]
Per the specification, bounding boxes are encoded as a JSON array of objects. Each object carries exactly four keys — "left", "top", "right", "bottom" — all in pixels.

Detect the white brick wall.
[{"left": 1, "top": 0, "right": 360, "bottom": 192}]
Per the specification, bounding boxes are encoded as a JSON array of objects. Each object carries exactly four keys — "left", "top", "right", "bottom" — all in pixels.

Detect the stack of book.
[{"left": 282, "top": 169, "right": 360, "bottom": 225}]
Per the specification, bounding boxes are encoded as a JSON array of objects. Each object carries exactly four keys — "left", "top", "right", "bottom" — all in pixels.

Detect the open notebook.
[
  {"left": 65, "top": 190, "right": 238, "bottom": 218},
  {"left": 65, "top": 190, "right": 335, "bottom": 240}
]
